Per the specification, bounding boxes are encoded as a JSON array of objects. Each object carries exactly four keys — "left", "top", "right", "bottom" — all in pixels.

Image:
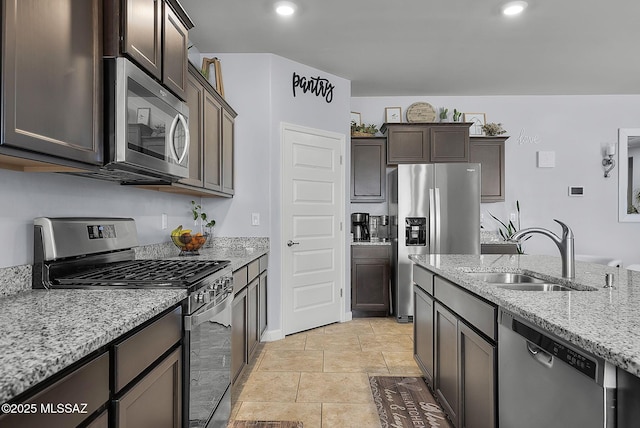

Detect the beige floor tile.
[
  {"left": 382, "top": 351, "right": 423, "bottom": 375},
  {"left": 359, "top": 333, "right": 413, "bottom": 351},
  {"left": 370, "top": 321, "right": 413, "bottom": 336},
  {"left": 233, "top": 402, "right": 322, "bottom": 428},
  {"left": 263, "top": 333, "right": 307, "bottom": 351},
  {"left": 297, "top": 372, "right": 373, "bottom": 403},
  {"left": 305, "top": 333, "right": 361, "bottom": 351},
  {"left": 323, "top": 350, "right": 388, "bottom": 373},
  {"left": 238, "top": 372, "right": 301, "bottom": 402},
  {"left": 323, "top": 321, "right": 374, "bottom": 335},
  {"left": 322, "top": 402, "right": 382, "bottom": 428},
  {"left": 258, "top": 350, "right": 324, "bottom": 372}
]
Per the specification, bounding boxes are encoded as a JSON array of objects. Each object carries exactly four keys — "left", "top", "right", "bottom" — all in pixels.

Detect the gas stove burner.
[{"left": 54, "top": 259, "right": 230, "bottom": 288}]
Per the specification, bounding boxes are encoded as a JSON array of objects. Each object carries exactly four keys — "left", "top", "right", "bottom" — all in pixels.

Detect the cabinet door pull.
[{"left": 287, "top": 240, "right": 300, "bottom": 247}]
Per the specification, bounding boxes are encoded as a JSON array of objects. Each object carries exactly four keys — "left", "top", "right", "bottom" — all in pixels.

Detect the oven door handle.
[{"left": 184, "top": 291, "right": 232, "bottom": 331}]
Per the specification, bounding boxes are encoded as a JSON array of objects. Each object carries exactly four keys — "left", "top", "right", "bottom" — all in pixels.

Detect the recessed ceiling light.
[
  {"left": 275, "top": 1, "right": 297, "bottom": 16},
  {"left": 502, "top": 1, "right": 528, "bottom": 16}
]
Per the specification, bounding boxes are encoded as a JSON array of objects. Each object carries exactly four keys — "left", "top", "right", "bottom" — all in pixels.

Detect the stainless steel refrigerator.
[{"left": 390, "top": 163, "right": 481, "bottom": 322}]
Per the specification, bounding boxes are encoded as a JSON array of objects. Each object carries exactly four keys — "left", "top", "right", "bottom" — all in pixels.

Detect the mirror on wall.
[{"left": 618, "top": 128, "right": 640, "bottom": 222}]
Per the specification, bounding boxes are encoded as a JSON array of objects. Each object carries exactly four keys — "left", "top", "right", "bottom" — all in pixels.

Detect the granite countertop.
[
  {"left": 0, "top": 288, "right": 186, "bottom": 404},
  {"left": 351, "top": 241, "right": 392, "bottom": 246},
  {"left": 135, "top": 242, "right": 269, "bottom": 271},
  {"left": 410, "top": 254, "right": 640, "bottom": 376},
  {"left": 0, "top": 241, "right": 269, "bottom": 404}
]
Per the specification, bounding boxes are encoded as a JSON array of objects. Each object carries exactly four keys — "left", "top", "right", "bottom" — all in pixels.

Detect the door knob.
[{"left": 287, "top": 240, "right": 300, "bottom": 247}]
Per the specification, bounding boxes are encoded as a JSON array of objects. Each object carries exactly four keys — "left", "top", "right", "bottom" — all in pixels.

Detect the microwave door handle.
[{"left": 168, "top": 113, "right": 190, "bottom": 164}]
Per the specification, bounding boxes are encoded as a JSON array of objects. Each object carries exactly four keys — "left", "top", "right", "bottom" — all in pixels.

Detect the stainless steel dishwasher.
[{"left": 498, "top": 309, "right": 616, "bottom": 428}]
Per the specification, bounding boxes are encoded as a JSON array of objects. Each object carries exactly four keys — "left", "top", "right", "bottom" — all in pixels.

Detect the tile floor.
[{"left": 229, "top": 317, "right": 420, "bottom": 428}]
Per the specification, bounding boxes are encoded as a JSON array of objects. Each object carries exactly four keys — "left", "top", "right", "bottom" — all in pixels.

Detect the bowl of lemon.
[{"left": 171, "top": 225, "right": 208, "bottom": 255}]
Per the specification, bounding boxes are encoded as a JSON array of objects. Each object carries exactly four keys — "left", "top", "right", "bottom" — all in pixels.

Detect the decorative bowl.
[{"left": 171, "top": 232, "right": 208, "bottom": 255}]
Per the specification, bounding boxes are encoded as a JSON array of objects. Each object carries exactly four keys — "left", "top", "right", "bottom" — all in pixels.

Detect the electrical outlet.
[
  {"left": 251, "top": 213, "right": 260, "bottom": 226},
  {"left": 509, "top": 213, "right": 517, "bottom": 222},
  {"left": 161, "top": 213, "right": 168, "bottom": 230}
]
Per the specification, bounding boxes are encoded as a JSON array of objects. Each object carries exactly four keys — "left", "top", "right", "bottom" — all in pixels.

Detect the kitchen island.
[
  {"left": 411, "top": 253, "right": 640, "bottom": 428},
  {"left": 410, "top": 253, "right": 640, "bottom": 375}
]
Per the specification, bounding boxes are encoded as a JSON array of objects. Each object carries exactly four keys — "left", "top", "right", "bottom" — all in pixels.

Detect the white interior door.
[{"left": 282, "top": 123, "right": 345, "bottom": 335}]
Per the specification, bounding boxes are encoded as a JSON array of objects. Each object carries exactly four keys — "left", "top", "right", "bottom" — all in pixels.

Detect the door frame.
[{"left": 280, "top": 122, "right": 347, "bottom": 335}]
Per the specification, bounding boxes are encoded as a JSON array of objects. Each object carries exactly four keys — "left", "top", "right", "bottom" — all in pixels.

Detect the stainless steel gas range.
[{"left": 33, "top": 217, "right": 234, "bottom": 428}]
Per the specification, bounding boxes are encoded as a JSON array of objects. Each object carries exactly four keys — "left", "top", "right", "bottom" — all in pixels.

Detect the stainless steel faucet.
[{"left": 510, "top": 219, "right": 575, "bottom": 279}]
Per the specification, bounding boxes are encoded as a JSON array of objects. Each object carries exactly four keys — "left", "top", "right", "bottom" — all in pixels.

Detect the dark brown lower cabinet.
[
  {"left": 414, "top": 284, "right": 434, "bottom": 386},
  {"left": 231, "top": 287, "right": 248, "bottom": 384},
  {"left": 114, "top": 347, "right": 182, "bottom": 428},
  {"left": 231, "top": 257, "right": 269, "bottom": 385},
  {"left": 351, "top": 245, "right": 391, "bottom": 316},
  {"left": 247, "top": 278, "right": 260, "bottom": 360},
  {"left": 259, "top": 271, "right": 268, "bottom": 337},
  {"left": 0, "top": 306, "right": 183, "bottom": 428},
  {"left": 86, "top": 409, "right": 109, "bottom": 428},
  {"left": 414, "top": 265, "right": 497, "bottom": 428},
  {"left": 459, "top": 323, "right": 496, "bottom": 428},
  {"left": 435, "top": 303, "right": 460, "bottom": 427},
  {"left": 0, "top": 352, "right": 109, "bottom": 428}
]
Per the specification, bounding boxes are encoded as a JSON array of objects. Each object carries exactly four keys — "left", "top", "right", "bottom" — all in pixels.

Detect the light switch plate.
[
  {"left": 537, "top": 151, "right": 556, "bottom": 168},
  {"left": 251, "top": 213, "right": 260, "bottom": 226},
  {"left": 568, "top": 186, "right": 585, "bottom": 197}
]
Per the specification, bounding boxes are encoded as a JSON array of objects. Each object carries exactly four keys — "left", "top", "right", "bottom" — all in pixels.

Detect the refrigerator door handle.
[
  {"left": 429, "top": 188, "right": 436, "bottom": 252},
  {"left": 434, "top": 187, "right": 441, "bottom": 253}
]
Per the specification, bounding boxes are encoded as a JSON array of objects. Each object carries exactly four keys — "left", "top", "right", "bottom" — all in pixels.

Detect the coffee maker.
[{"left": 351, "top": 213, "right": 370, "bottom": 241}]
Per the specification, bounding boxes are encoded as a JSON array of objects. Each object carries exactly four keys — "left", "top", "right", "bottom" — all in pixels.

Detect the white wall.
[
  {"left": 0, "top": 169, "right": 196, "bottom": 268},
  {"left": 351, "top": 95, "right": 640, "bottom": 265},
  {"left": 201, "top": 53, "right": 351, "bottom": 337}
]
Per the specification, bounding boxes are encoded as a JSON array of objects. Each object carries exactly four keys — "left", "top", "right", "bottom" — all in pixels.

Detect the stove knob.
[{"left": 195, "top": 292, "right": 205, "bottom": 303}]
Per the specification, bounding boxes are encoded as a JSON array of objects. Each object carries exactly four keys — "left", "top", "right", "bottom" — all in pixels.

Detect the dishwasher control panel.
[{"left": 512, "top": 318, "right": 598, "bottom": 380}]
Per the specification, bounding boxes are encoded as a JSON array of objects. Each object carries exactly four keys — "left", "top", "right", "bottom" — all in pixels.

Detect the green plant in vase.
[
  {"left": 439, "top": 107, "right": 449, "bottom": 122},
  {"left": 488, "top": 200, "right": 529, "bottom": 254},
  {"left": 191, "top": 200, "right": 216, "bottom": 236},
  {"left": 452, "top": 109, "right": 462, "bottom": 122},
  {"left": 350, "top": 120, "right": 379, "bottom": 136}
]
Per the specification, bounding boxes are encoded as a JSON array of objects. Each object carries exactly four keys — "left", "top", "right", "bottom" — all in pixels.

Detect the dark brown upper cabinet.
[
  {"left": 381, "top": 123, "right": 471, "bottom": 164},
  {"left": 351, "top": 137, "right": 387, "bottom": 202},
  {"left": 0, "top": 0, "right": 103, "bottom": 171},
  {"left": 105, "top": 0, "right": 193, "bottom": 100},
  {"left": 469, "top": 136, "right": 508, "bottom": 202},
  {"left": 141, "top": 64, "right": 237, "bottom": 197}
]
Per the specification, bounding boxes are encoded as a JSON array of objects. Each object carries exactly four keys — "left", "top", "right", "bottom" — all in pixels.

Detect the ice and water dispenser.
[{"left": 405, "top": 217, "right": 427, "bottom": 246}]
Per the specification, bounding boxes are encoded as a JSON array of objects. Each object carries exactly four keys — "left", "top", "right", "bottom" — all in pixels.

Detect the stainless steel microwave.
[{"left": 76, "top": 58, "right": 190, "bottom": 183}]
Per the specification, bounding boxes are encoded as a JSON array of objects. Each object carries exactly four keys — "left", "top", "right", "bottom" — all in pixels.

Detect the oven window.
[{"left": 126, "top": 78, "right": 187, "bottom": 166}]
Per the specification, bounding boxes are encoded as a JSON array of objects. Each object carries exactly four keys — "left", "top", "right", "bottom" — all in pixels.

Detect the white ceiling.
[{"left": 180, "top": 0, "right": 640, "bottom": 97}]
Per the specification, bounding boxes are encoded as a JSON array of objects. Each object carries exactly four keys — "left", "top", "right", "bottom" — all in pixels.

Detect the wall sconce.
[{"left": 603, "top": 143, "right": 616, "bottom": 178}]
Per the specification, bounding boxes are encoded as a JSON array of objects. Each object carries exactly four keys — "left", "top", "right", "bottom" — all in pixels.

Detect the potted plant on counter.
[
  {"left": 481, "top": 122, "right": 507, "bottom": 136},
  {"left": 351, "top": 120, "right": 379, "bottom": 137}
]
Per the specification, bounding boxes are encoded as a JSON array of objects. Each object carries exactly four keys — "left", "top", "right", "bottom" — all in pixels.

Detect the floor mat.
[
  {"left": 369, "top": 376, "right": 453, "bottom": 428},
  {"left": 230, "top": 422, "right": 303, "bottom": 428}
]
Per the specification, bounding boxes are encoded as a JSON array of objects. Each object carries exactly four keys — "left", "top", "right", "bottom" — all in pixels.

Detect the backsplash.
[
  {"left": 0, "top": 265, "right": 31, "bottom": 297},
  {"left": 0, "top": 237, "right": 270, "bottom": 297}
]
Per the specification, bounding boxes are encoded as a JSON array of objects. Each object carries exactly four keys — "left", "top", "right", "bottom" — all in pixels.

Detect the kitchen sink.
[
  {"left": 463, "top": 271, "right": 593, "bottom": 291},
  {"left": 494, "top": 283, "right": 573, "bottom": 292},
  {"left": 465, "top": 272, "right": 546, "bottom": 284}
]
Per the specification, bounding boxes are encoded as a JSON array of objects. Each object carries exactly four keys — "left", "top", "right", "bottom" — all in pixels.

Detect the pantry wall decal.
[{"left": 292, "top": 71, "right": 334, "bottom": 103}]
